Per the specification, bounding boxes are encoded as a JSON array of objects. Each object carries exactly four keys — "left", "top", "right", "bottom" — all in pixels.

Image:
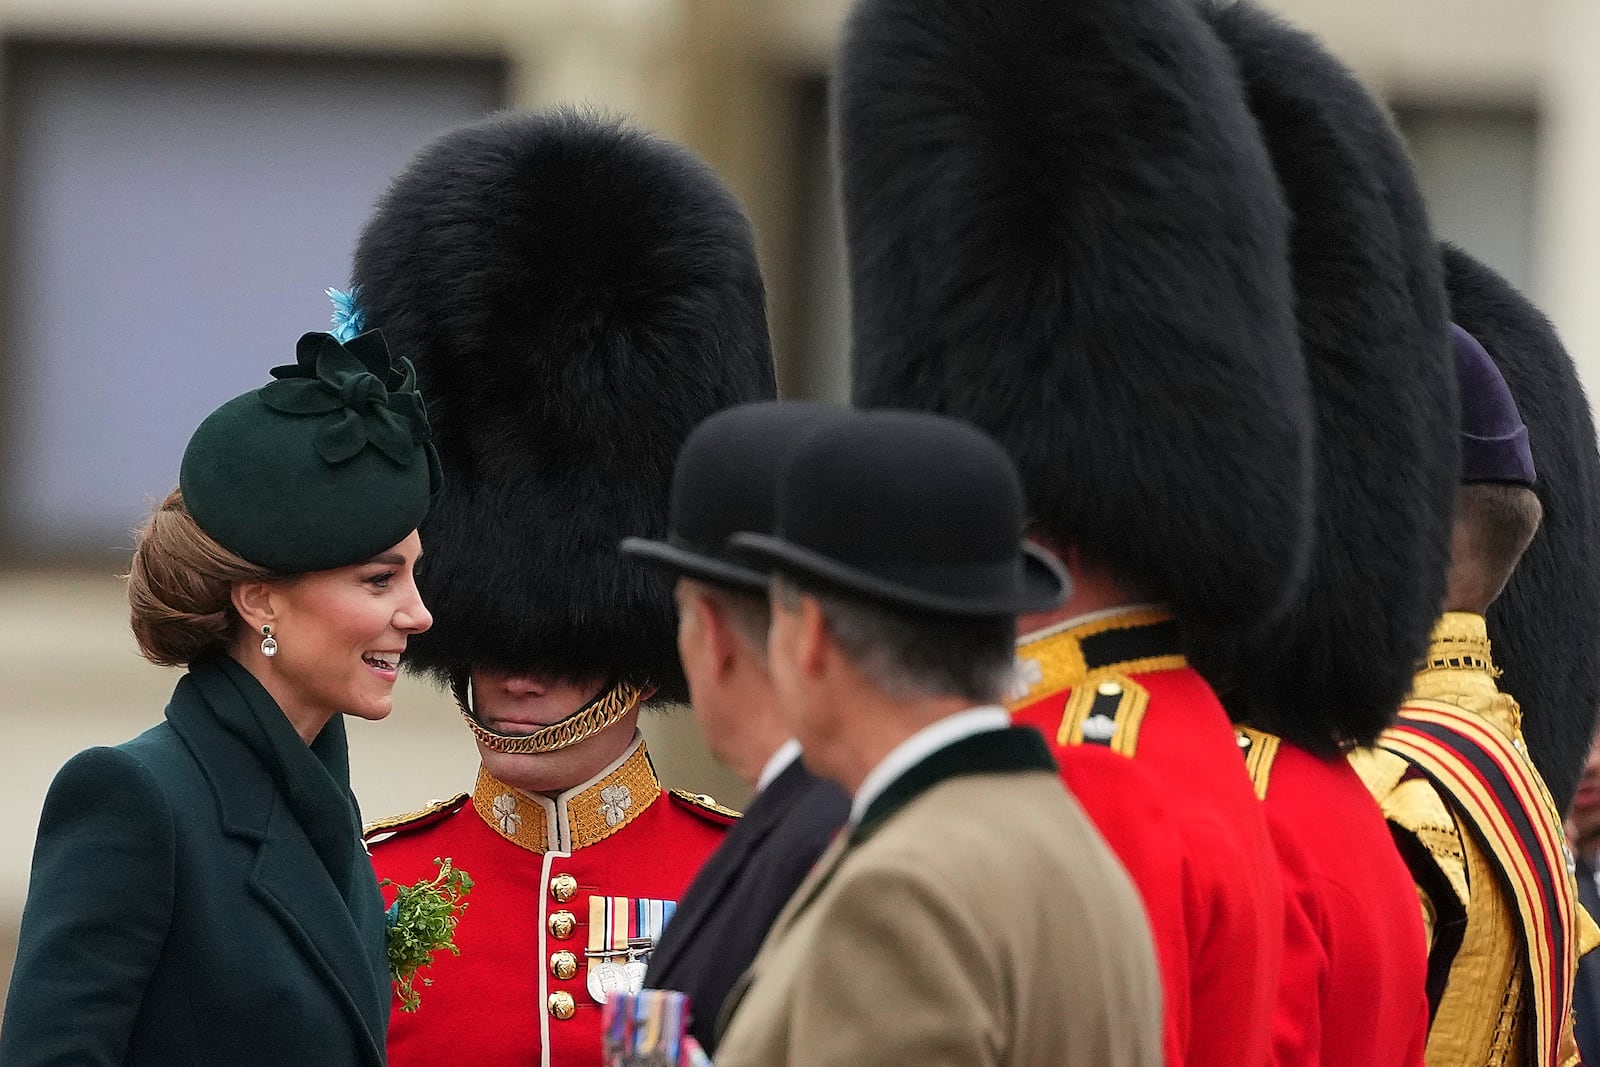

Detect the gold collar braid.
[
  {"left": 1417, "top": 612, "right": 1502, "bottom": 678},
  {"left": 451, "top": 675, "right": 650, "bottom": 754}
]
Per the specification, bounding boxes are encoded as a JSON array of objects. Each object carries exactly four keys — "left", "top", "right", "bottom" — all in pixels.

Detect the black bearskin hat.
[
  {"left": 351, "top": 110, "right": 777, "bottom": 701},
  {"left": 1201, "top": 2, "right": 1458, "bottom": 752},
  {"left": 1443, "top": 244, "right": 1600, "bottom": 810},
  {"left": 840, "top": 0, "right": 1314, "bottom": 661}
]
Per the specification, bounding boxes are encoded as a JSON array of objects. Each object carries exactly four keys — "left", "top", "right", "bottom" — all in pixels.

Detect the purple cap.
[{"left": 1453, "top": 322, "right": 1535, "bottom": 485}]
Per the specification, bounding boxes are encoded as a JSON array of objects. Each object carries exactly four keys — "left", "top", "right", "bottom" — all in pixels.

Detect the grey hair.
[
  {"left": 771, "top": 575, "right": 1017, "bottom": 704},
  {"left": 698, "top": 583, "right": 771, "bottom": 664}
]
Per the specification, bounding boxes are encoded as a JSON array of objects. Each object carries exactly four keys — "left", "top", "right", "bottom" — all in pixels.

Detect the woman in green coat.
[{"left": 0, "top": 323, "right": 439, "bottom": 1066}]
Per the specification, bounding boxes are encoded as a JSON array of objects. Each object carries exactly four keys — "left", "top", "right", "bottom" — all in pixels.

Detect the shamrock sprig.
[{"left": 381, "top": 856, "right": 474, "bottom": 1013}]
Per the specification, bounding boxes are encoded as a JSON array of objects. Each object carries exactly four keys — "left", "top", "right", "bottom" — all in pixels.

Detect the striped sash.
[{"left": 1379, "top": 700, "right": 1578, "bottom": 1064}]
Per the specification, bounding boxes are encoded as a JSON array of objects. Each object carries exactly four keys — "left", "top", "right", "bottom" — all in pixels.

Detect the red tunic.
[
  {"left": 1237, "top": 729, "right": 1430, "bottom": 1067},
  {"left": 1009, "top": 607, "right": 1283, "bottom": 1067},
  {"left": 365, "top": 736, "right": 731, "bottom": 1067}
]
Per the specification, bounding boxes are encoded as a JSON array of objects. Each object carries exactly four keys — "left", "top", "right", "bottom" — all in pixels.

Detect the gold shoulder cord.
[
  {"left": 670, "top": 789, "right": 743, "bottom": 820},
  {"left": 363, "top": 792, "right": 470, "bottom": 839},
  {"left": 1234, "top": 726, "right": 1280, "bottom": 801},
  {"left": 451, "top": 675, "right": 649, "bottom": 755},
  {"left": 1056, "top": 674, "right": 1149, "bottom": 758}
]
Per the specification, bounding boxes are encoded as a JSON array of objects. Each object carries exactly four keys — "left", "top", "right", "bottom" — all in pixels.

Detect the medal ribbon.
[
  {"left": 588, "top": 897, "right": 683, "bottom": 1005},
  {"left": 588, "top": 895, "right": 631, "bottom": 957}
]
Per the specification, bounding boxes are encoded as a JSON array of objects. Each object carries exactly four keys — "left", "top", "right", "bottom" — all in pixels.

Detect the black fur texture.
[
  {"left": 1444, "top": 244, "right": 1600, "bottom": 810},
  {"left": 839, "top": 0, "right": 1314, "bottom": 683},
  {"left": 1203, "top": 2, "right": 1458, "bottom": 752},
  {"left": 351, "top": 110, "right": 777, "bottom": 700}
]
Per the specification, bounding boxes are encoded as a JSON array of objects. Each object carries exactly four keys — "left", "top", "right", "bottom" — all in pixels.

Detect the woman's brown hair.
[{"left": 127, "top": 488, "right": 281, "bottom": 667}]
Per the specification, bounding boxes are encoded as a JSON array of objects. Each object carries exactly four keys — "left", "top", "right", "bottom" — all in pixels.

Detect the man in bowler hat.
[
  {"left": 836, "top": 0, "right": 1308, "bottom": 1061},
  {"left": 715, "top": 409, "right": 1161, "bottom": 1067},
  {"left": 1197, "top": 6, "right": 1458, "bottom": 1063},
  {"left": 620, "top": 401, "right": 850, "bottom": 1055}
]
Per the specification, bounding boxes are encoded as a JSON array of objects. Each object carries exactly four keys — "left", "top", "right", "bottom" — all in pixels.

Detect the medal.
[
  {"left": 586, "top": 895, "right": 680, "bottom": 1003},
  {"left": 587, "top": 956, "right": 629, "bottom": 1004}
]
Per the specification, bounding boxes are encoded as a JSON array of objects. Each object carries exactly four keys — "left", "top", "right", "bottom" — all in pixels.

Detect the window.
[{"left": 0, "top": 42, "right": 505, "bottom": 561}]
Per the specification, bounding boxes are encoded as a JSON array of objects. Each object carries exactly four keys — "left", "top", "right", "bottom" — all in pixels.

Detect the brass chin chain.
[{"left": 451, "top": 675, "right": 649, "bottom": 755}]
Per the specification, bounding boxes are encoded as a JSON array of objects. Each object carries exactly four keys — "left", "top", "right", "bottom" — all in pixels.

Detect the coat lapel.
[
  {"left": 715, "top": 727, "right": 1056, "bottom": 1046},
  {"left": 250, "top": 817, "right": 387, "bottom": 1067},
  {"left": 714, "top": 830, "right": 850, "bottom": 1044},
  {"left": 166, "top": 679, "right": 387, "bottom": 1067},
  {"left": 649, "top": 762, "right": 804, "bottom": 977}
]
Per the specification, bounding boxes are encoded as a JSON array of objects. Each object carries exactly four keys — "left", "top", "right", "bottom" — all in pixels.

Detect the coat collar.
[
  {"left": 1410, "top": 611, "right": 1524, "bottom": 740},
  {"left": 1010, "top": 604, "right": 1186, "bottom": 706},
  {"left": 165, "top": 674, "right": 387, "bottom": 1067},
  {"left": 769, "top": 726, "right": 1058, "bottom": 946},
  {"left": 719, "top": 727, "right": 1057, "bottom": 1042},
  {"left": 469, "top": 731, "right": 662, "bottom": 853},
  {"left": 851, "top": 725, "right": 1057, "bottom": 843}
]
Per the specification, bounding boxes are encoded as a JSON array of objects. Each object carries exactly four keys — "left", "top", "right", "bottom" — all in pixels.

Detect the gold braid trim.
[
  {"left": 1235, "top": 726, "right": 1282, "bottom": 801},
  {"left": 452, "top": 676, "right": 649, "bottom": 755},
  {"left": 1418, "top": 625, "right": 1502, "bottom": 678}
]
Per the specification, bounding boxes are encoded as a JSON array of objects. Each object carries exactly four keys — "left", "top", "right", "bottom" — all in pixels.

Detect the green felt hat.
[{"left": 179, "top": 329, "right": 441, "bottom": 573}]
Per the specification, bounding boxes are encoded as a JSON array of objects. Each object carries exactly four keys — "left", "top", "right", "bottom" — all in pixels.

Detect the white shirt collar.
[
  {"left": 849, "top": 705, "right": 1010, "bottom": 826},
  {"left": 756, "top": 738, "right": 803, "bottom": 795}
]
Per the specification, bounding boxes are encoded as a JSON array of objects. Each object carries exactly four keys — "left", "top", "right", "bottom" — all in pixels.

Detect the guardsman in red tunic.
[
  {"left": 1197, "top": 6, "right": 1466, "bottom": 1064},
  {"left": 346, "top": 111, "right": 777, "bottom": 1066},
  {"left": 1006, "top": 609, "right": 1289, "bottom": 1067},
  {"left": 1351, "top": 259, "right": 1600, "bottom": 1067},
  {"left": 834, "top": 0, "right": 1316, "bottom": 1063}
]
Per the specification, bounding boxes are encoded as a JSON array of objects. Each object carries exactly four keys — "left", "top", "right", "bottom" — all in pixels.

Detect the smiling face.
[
  {"left": 469, "top": 671, "right": 642, "bottom": 796},
  {"left": 233, "top": 531, "right": 431, "bottom": 741}
]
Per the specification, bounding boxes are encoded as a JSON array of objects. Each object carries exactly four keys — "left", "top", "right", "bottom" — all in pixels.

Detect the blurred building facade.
[{"left": 0, "top": 0, "right": 1595, "bottom": 1014}]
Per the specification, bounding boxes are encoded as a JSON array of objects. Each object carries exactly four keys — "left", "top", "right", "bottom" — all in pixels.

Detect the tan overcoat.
[{"left": 715, "top": 727, "right": 1163, "bottom": 1067}]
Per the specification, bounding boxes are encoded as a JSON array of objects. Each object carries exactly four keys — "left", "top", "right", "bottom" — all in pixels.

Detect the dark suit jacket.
[
  {"left": 0, "top": 673, "right": 389, "bottom": 1067},
  {"left": 1575, "top": 858, "right": 1600, "bottom": 1065},
  {"left": 644, "top": 755, "right": 848, "bottom": 1054}
]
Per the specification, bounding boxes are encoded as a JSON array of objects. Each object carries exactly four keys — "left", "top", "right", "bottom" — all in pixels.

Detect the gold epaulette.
[
  {"left": 669, "top": 788, "right": 742, "bottom": 825},
  {"left": 1581, "top": 902, "right": 1600, "bottom": 958},
  {"left": 1234, "top": 726, "right": 1281, "bottom": 801},
  {"left": 1056, "top": 673, "right": 1149, "bottom": 757},
  {"left": 1348, "top": 745, "right": 1470, "bottom": 912},
  {"left": 363, "top": 792, "right": 470, "bottom": 841}
]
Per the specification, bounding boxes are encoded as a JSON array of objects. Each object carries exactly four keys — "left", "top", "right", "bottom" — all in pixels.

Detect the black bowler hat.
[
  {"left": 730, "top": 411, "right": 1069, "bottom": 617},
  {"left": 620, "top": 401, "right": 851, "bottom": 592}
]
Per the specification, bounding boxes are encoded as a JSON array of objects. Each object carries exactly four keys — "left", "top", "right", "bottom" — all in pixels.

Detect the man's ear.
[
  {"left": 231, "top": 579, "right": 278, "bottom": 634},
  {"left": 692, "top": 591, "right": 742, "bottom": 683},
  {"left": 707, "top": 601, "right": 748, "bottom": 684},
  {"left": 794, "top": 594, "right": 831, "bottom": 681}
]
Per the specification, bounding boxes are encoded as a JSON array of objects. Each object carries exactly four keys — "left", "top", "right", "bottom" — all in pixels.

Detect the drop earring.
[{"left": 261, "top": 625, "right": 278, "bottom": 658}]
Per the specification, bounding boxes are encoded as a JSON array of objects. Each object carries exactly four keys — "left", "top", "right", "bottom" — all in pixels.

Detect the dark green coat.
[{"left": 0, "top": 668, "right": 389, "bottom": 1066}]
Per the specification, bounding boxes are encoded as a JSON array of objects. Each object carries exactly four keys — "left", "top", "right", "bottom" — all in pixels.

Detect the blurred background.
[{"left": 1, "top": 0, "right": 1597, "bottom": 1013}]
